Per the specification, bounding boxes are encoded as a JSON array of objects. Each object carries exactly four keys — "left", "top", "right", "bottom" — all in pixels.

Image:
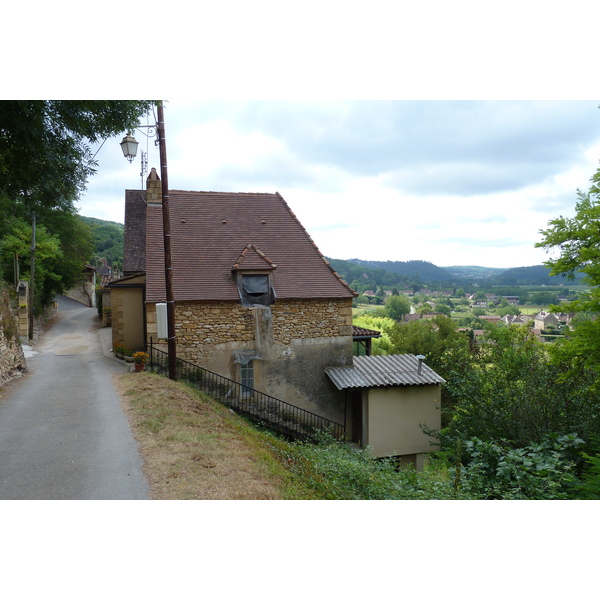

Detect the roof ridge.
[
  {"left": 169, "top": 190, "right": 278, "bottom": 196},
  {"left": 274, "top": 192, "right": 358, "bottom": 298}
]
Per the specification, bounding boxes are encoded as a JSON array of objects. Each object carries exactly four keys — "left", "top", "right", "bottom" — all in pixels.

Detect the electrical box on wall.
[{"left": 156, "top": 303, "right": 168, "bottom": 339}]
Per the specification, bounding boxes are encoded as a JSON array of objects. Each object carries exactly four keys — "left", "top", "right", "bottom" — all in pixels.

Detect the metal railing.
[{"left": 148, "top": 340, "right": 345, "bottom": 442}]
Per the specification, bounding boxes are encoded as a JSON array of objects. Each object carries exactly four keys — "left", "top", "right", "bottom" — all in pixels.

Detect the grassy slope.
[
  {"left": 115, "top": 371, "right": 461, "bottom": 500},
  {"left": 115, "top": 372, "right": 319, "bottom": 500}
]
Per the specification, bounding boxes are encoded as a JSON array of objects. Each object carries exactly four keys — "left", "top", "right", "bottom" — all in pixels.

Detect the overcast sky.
[{"left": 80, "top": 100, "right": 600, "bottom": 269}]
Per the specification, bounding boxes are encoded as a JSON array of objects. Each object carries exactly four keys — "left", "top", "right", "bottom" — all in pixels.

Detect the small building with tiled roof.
[{"left": 111, "top": 169, "right": 357, "bottom": 423}]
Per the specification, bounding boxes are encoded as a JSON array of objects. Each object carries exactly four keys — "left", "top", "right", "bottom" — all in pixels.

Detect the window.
[
  {"left": 238, "top": 273, "right": 274, "bottom": 307},
  {"left": 240, "top": 360, "right": 254, "bottom": 397}
]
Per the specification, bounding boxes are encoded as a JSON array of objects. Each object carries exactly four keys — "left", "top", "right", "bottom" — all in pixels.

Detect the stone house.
[
  {"left": 110, "top": 170, "right": 445, "bottom": 464},
  {"left": 110, "top": 169, "right": 358, "bottom": 423},
  {"left": 534, "top": 311, "right": 560, "bottom": 331}
]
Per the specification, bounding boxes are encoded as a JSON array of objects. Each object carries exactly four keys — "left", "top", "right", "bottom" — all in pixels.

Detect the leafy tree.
[
  {"left": 387, "top": 316, "right": 469, "bottom": 373},
  {"left": 530, "top": 290, "right": 559, "bottom": 305},
  {"left": 417, "top": 302, "right": 433, "bottom": 315},
  {"left": 0, "top": 211, "right": 94, "bottom": 313},
  {"left": 433, "top": 303, "right": 451, "bottom": 316},
  {"left": 80, "top": 216, "right": 125, "bottom": 267},
  {"left": 0, "top": 101, "right": 155, "bottom": 212},
  {"left": 385, "top": 294, "right": 411, "bottom": 321},
  {"left": 536, "top": 163, "right": 600, "bottom": 375},
  {"left": 0, "top": 101, "right": 152, "bottom": 311},
  {"left": 440, "top": 324, "right": 600, "bottom": 450}
]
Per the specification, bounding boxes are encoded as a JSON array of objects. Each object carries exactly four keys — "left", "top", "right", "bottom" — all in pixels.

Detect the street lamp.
[
  {"left": 121, "top": 101, "right": 177, "bottom": 380},
  {"left": 120, "top": 134, "right": 139, "bottom": 163}
]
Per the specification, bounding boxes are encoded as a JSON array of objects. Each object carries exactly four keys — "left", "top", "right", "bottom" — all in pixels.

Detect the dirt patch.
[{"left": 114, "top": 372, "right": 286, "bottom": 500}]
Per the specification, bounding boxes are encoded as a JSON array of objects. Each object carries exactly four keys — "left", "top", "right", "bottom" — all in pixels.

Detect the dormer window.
[
  {"left": 238, "top": 273, "right": 275, "bottom": 307},
  {"left": 233, "top": 244, "right": 277, "bottom": 307}
]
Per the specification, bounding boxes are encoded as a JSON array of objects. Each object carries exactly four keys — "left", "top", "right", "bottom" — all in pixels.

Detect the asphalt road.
[{"left": 0, "top": 296, "right": 150, "bottom": 500}]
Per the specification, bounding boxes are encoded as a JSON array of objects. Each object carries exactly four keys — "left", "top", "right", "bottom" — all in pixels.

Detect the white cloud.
[{"left": 77, "top": 100, "right": 600, "bottom": 269}]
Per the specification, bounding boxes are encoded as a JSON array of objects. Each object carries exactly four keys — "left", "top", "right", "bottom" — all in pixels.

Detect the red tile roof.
[{"left": 144, "top": 190, "right": 357, "bottom": 303}]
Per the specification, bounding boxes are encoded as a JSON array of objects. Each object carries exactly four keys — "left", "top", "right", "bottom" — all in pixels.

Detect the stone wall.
[
  {"left": 0, "top": 286, "right": 26, "bottom": 385},
  {"left": 63, "top": 269, "right": 96, "bottom": 308},
  {"left": 146, "top": 297, "right": 354, "bottom": 421},
  {"left": 147, "top": 298, "right": 352, "bottom": 354}
]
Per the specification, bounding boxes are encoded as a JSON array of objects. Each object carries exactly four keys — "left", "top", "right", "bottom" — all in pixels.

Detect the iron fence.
[{"left": 148, "top": 340, "right": 345, "bottom": 442}]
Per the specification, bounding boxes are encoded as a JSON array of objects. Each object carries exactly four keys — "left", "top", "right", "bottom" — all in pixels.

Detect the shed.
[{"left": 326, "top": 354, "right": 444, "bottom": 469}]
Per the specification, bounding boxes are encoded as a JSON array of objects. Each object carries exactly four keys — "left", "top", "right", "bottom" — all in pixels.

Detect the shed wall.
[{"left": 366, "top": 385, "right": 441, "bottom": 458}]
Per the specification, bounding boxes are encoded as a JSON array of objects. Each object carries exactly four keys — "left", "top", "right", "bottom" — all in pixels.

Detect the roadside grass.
[
  {"left": 115, "top": 372, "right": 318, "bottom": 500},
  {"left": 116, "top": 372, "right": 464, "bottom": 500}
]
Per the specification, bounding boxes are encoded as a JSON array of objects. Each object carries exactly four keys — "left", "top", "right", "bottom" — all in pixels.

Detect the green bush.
[
  {"left": 572, "top": 452, "right": 600, "bottom": 499},
  {"left": 455, "top": 434, "right": 583, "bottom": 499},
  {"left": 275, "top": 433, "right": 469, "bottom": 500}
]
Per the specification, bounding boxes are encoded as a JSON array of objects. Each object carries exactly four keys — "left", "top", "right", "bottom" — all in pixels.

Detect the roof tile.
[{"left": 140, "top": 190, "right": 357, "bottom": 303}]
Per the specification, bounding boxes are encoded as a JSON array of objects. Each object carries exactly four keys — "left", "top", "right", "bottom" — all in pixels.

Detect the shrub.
[
  {"left": 276, "top": 433, "right": 467, "bottom": 500},
  {"left": 572, "top": 452, "right": 600, "bottom": 499},
  {"left": 455, "top": 434, "right": 583, "bottom": 499}
]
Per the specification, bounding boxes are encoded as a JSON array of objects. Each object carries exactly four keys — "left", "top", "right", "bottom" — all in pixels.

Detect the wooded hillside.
[{"left": 80, "top": 216, "right": 124, "bottom": 270}]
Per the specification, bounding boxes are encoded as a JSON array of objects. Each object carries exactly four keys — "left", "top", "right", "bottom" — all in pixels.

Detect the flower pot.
[
  {"left": 125, "top": 356, "right": 134, "bottom": 363},
  {"left": 134, "top": 363, "right": 145, "bottom": 372}
]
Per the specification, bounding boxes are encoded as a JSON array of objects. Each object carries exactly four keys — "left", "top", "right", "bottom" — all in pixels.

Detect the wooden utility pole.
[
  {"left": 156, "top": 101, "right": 177, "bottom": 380},
  {"left": 28, "top": 211, "right": 36, "bottom": 340}
]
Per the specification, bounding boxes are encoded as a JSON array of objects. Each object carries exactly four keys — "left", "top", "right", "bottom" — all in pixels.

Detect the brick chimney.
[{"left": 146, "top": 167, "right": 162, "bottom": 204}]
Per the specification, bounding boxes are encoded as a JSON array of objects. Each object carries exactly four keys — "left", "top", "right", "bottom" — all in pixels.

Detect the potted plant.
[
  {"left": 113, "top": 344, "right": 125, "bottom": 359},
  {"left": 123, "top": 347, "right": 134, "bottom": 363},
  {"left": 133, "top": 351, "right": 149, "bottom": 372}
]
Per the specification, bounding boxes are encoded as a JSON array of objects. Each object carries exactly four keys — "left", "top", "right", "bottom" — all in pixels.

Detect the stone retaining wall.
[{"left": 0, "top": 286, "right": 26, "bottom": 385}]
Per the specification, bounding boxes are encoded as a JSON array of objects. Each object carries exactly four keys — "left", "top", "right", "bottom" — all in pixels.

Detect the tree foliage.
[
  {"left": 456, "top": 434, "right": 583, "bottom": 500},
  {"left": 0, "top": 211, "right": 95, "bottom": 313},
  {"left": 536, "top": 164, "right": 600, "bottom": 376},
  {"left": 0, "top": 101, "right": 155, "bottom": 210},
  {"left": 80, "top": 216, "right": 125, "bottom": 268},
  {"left": 0, "top": 100, "right": 153, "bottom": 310},
  {"left": 384, "top": 293, "right": 410, "bottom": 321},
  {"left": 440, "top": 325, "right": 600, "bottom": 450}
]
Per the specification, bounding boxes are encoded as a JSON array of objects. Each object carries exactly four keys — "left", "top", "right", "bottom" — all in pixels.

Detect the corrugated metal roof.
[
  {"left": 325, "top": 354, "right": 445, "bottom": 390},
  {"left": 141, "top": 190, "right": 357, "bottom": 303}
]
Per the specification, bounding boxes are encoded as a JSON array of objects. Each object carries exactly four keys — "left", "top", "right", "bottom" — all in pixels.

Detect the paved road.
[{"left": 0, "top": 296, "right": 150, "bottom": 500}]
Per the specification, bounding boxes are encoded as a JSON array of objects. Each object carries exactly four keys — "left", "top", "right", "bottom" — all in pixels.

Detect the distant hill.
[
  {"left": 328, "top": 258, "right": 584, "bottom": 289},
  {"left": 80, "top": 216, "right": 124, "bottom": 267},
  {"left": 495, "top": 264, "right": 585, "bottom": 285},
  {"left": 346, "top": 259, "right": 454, "bottom": 283}
]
